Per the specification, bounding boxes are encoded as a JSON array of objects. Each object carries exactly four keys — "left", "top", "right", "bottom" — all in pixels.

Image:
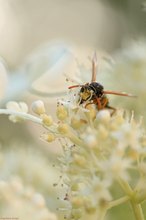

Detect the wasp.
[{"left": 68, "top": 54, "right": 136, "bottom": 113}]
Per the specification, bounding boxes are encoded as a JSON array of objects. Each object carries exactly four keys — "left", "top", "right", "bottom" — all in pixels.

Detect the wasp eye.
[{"left": 80, "top": 87, "right": 85, "bottom": 93}]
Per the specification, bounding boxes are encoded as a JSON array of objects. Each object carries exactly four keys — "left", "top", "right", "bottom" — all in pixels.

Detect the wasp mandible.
[{"left": 68, "top": 53, "right": 136, "bottom": 113}]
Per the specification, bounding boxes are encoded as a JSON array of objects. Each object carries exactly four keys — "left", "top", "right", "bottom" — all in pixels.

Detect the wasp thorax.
[{"left": 89, "top": 82, "right": 104, "bottom": 97}]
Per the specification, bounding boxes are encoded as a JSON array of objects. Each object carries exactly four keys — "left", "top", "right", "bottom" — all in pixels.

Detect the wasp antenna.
[
  {"left": 103, "top": 90, "right": 137, "bottom": 98},
  {"left": 91, "top": 52, "right": 97, "bottom": 82},
  {"left": 68, "top": 85, "right": 83, "bottom": 89}
]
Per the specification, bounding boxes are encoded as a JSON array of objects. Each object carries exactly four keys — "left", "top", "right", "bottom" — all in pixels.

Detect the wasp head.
[
  {"left": 79, "top": 84, "right": 94, "bottom": 104},
  {"left": 78, "top": 82, "right": 104, "bottom": 104}
]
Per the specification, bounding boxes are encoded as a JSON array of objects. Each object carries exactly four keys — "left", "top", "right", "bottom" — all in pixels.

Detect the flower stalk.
[
  {"left": 0, "top": 109, "right": 42, "bottom": 124},
  {"left": 131, "top": 202, "right": 145, "bottom": 220}
]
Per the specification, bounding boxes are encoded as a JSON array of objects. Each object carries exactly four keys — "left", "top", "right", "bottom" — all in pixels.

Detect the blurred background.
[
  {"left": 0, "top": 0, "right": 146, "bottom": 68},
  {"left": 0, "top": 0, "right": 146, "bottom": 219}
]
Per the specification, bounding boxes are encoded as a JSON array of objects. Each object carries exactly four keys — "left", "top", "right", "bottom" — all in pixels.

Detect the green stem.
[
  {"left": 118, "top": 179, "right": 145, "bottom": 220},
  {"left": 98, "top": 208, "right": 107, "bottom": 220},
  {"left": 68, "top": 132, "right": 84, "bottom": 146},
  {"left": 118, "top": 178, "right": 133, "bottom": 196},
  {"left": 107, "top": 196, "right": 129, "bottom": 209},
  {"left": 137, "top": 190, "right": 146, "bottom": 204},
  {"left": 131, "top": 202, "right": 145, "bottom": 220}
]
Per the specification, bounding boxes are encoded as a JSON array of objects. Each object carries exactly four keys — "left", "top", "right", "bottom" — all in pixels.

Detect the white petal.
[{"left": 6, "top": 101, "right": 20, "bottom": 111}]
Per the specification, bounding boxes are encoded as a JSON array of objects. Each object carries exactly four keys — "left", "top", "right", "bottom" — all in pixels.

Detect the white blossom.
[{"left": 6, "top": 101, "right": 28, "bottom": 122}]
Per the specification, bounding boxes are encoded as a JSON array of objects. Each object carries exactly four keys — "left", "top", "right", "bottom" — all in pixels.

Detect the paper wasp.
[{"left": 68, "top": 54, "right": 136, "bottom": 113}]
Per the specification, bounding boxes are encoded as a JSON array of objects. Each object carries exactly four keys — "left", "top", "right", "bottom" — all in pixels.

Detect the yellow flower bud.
[
  {"left": 47, "top": 133, "right": 55, "bottom": 142},
  {"left": 71, "top": 117, "right": 82, "bottom": 129},
  {"left": 57, "top": 123, "right": 69, "bottom": 134},
  {"left": 42, "top": 133, "right": 55, "bottom": 142},
  {"left": 73, "top": 154, "right": 86, "bottom": 167},
  {"left": 31, "top": 100, "right": 45, "bottom": 115},
  {"left": 41, "top": 114, "right": 53, "bottom": 126},
  {"left": 56, "top": 105, "right": 68, "bottom": 120}
]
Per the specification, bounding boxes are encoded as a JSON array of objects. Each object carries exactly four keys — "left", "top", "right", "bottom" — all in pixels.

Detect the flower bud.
[
  {"left": 85, "top": 134, "right": 97, "bottom": 148},
  {"left": 42, "top": 133, "right": 55, "bottom": 142},
  {"left": 56, "top": 105, "right": 68, "bottom": 120},
  {"left": 41, "top": 114, "right": 53, "bottom": 126},
  {"left": 96, "top": 110, "right": 111, "bottom": 123},
  {"left": 73, "top": 154, "right": 86, "bottom": 167},
  {"left": 71, "top": 117, "right": 82, "bottom": 129},
  {"left": 85, "top": 105, "right": 96, "bottom": 120},
  {"left": 31, "top": 100, "right": 45, "bottom": 115},
  {"left": 57, "top": 123, "right": 69, "bottom": 134}
]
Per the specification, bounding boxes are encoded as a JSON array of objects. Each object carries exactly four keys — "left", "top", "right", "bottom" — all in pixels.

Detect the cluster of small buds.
[
  {"left": 53, "top": 105, "right": 146, "bottom": 219},
  {"left": 34, "top": 96, "right": 145, "bottom": 220},
  {"left": 31, "top": 101, "right": 72, "bottom": 143},
  {"left": 69, "top": 113, "right": 144, "bottom": 219},
  {"left": 1, "top": 91, "right": 146, "bottom": 220}
]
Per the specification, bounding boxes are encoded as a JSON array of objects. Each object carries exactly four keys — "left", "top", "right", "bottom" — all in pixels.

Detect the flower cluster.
[
  {"left": 47, "top": 101, "right": 146, "bottom": 220},
  {"left": 1, "top": 89, "right": 146, "bottom": 219}
]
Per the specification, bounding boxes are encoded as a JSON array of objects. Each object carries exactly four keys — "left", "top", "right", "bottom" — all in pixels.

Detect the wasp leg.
[
  {"left": 101, "top": 98, "right": 108, "bottom": 109},
  {"left": 95, "top": 97, "right": 102, "bottom": 110},
  {"left": 106, "top": 105, "right": 116, "bottom": 116}
]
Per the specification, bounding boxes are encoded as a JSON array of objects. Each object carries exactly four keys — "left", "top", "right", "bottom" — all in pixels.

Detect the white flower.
[
  {"left": 6, "top": 101, "right": 28, "bottom": 112},
  {"left": 91, "top": 177, "right": 112, "bottom": 203},
  {"left": 6, "top": 101, "right": 28, "bottom": 122},
  {"left": 96, "top": 109, "right": 111, "bottom": 123},
  {"left": 98, "top": 153, "right": 132, "bottom": 181},
  {"left": 84, "top": 133, "right": 97, "bottom": 148}
]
